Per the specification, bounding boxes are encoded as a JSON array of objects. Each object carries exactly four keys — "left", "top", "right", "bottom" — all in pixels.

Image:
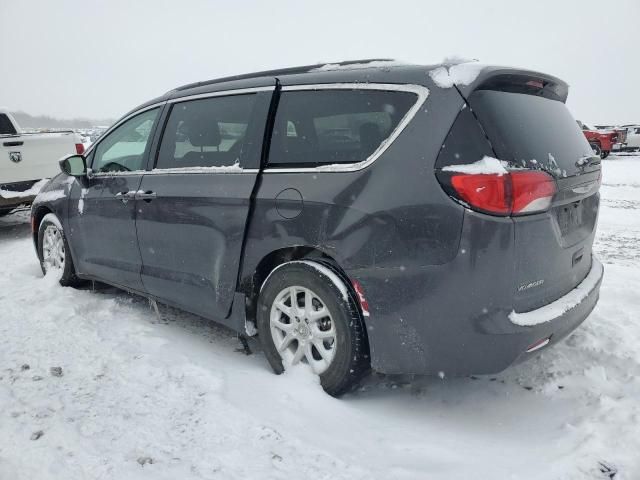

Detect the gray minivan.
[{"left": 31, "top": 60, "right": 603, "bottom": 395}]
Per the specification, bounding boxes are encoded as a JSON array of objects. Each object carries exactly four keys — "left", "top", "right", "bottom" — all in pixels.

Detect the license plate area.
[{"left": 556, "top": 201, "right": 583, "bottom": 236}]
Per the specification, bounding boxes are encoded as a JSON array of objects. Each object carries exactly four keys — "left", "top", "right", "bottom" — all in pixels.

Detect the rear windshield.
[
  {"left": 0, "top": 114, "right": 17, "bottom": 135},
  {"left": 469, "top": 90, "right": 596, "bottom": 178}
]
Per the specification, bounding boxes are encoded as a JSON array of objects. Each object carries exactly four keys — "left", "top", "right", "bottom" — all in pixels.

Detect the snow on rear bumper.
[{"left": 509, "top": 257, "right": 604, "bottom": 327}]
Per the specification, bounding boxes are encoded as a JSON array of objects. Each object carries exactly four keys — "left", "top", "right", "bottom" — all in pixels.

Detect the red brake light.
[
  {"left": 526, "top": 80, "right": 545, "bottom": 89},
  {"left": 447, "top": 171, "right": 556, "bottom": 216},
  {"left": 75, "top": 143, "right": 85, "bottom": 155},
  {"left": 510, "top": 171, "right": 556, "bottom": 213},
  {"left": 451, "top": 174, "right": 510, "bottom": 215}
]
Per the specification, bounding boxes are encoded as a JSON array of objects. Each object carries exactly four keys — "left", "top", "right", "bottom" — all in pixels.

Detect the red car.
[{"left": 578, "top": 121, "right": 627, "bottom": 158}]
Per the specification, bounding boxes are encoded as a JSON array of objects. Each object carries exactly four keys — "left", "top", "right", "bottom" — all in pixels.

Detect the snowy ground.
[{"left": 1, "top": 156, "right": 639, "bottom": 480}]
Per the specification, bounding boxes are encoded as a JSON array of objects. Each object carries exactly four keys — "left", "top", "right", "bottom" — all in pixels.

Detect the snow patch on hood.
[
  {"left": 429, "top": 62, "right": 485, "bottom": 89},
  {"left": 442, "top": 156, "right": 509, "bottom": 175}
]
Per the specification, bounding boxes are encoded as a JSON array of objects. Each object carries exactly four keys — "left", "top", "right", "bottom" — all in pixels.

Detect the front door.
[
  {"left": 67, "top": 107, "right": 162, "bottom": 291},
  {"left": 135, "top": 89, "right": 273, "bottom": 320}
]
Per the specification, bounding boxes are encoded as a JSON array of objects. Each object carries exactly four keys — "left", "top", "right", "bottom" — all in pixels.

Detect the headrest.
[{"left": 183, "top": 116, "right": 221, "bottom": 147}]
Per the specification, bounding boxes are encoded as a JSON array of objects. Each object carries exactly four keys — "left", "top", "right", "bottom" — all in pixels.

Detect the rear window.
[
  {"left": 0, "top": 114, "right": 17, "bottom": 135},
  {"left": 267, "top": 89, "right": 416, "bottom": 168},
  {"left": 468, "top": 90, "right": 596, "bottom": 178}
]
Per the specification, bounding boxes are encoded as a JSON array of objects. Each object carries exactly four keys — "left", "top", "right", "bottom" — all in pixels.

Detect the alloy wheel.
[
  {"left": 42, "top": 225, "right": 66, "bottom": 274},
  {"left": 269, "top": 285, "right": 337, "bottom": 374}
]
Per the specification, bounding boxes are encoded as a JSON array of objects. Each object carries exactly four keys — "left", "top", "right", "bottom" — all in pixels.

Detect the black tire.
[
  {"left": 37, "top": 213, "right": 80, "bottom": 287},
  {"left": 257, "top": 261, "right": 370, "bottom": 396},
  {"left": 601, "top": 150, "right": 610, "bottom": 159}
]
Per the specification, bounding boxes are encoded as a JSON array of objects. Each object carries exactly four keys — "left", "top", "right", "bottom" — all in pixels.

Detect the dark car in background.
[{"left": 30, "top": 60, "right": 603, "bottom": 395}]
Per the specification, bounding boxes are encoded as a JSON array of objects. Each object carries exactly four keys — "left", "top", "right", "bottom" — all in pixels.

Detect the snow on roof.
[
  {"left": 428, "top": 61, "right": 485, "bottom": 89},
  {"left": 309, "top": 60, "right": 408, "bottom": 72}
]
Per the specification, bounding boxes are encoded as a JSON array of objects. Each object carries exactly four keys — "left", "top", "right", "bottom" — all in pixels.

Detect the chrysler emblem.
[{"left": 9, "top": 152, "right": 22, "bottom": 163}]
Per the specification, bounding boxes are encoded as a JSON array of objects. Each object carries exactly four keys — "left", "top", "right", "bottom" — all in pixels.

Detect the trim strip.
[
  {"left": 167, "top": 86, "right": 275, "bottom": 104},
  {"left": 262, "top": 83, "right": 429, "bottom": 174},
  {"left": 143, "top": 167, "right": 260, "bottom": 175}
]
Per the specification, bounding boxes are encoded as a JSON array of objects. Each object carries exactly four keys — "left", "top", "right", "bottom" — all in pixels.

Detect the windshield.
[{"left": 469, "top": 90, "right": 597, "bottom": 178}]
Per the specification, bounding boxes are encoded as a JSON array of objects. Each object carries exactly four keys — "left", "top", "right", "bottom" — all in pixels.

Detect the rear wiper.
[{"left": 576, "top": 155, "right": 600, "bottom": 168}]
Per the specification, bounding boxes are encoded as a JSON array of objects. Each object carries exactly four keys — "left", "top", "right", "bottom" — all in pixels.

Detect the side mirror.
[{"left": 59, "top": 154, "right": 87, "bottom": 177}]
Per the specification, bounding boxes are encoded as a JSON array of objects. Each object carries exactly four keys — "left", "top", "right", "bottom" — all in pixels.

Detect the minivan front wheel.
[
  {"left": 257, "top": 261, "right": 369, "bottom": 396},
  {"left": 38, "top": 213, "right": 79, "bottom": 286}
]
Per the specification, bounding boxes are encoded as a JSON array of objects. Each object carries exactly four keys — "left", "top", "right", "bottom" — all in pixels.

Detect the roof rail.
[{"left": 171, "top": 58, "right": 396, "bottom": 92}]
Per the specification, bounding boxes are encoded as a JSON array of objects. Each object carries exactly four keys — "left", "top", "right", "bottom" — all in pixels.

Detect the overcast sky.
[{"left": 1, "top": 0, "right": 638, "bottom": 124}]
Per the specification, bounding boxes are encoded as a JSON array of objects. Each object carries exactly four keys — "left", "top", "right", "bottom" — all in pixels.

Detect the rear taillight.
[
  {"left": 441, "top": 170, "right": 556, "bottom": 216},
  {"left": 75, "top": 143, "right": 85, "bottom": 155}
]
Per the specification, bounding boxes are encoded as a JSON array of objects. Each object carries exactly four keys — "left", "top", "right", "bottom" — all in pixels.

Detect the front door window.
[{"left": 92, "top": 108, "right": 160, "bottom": 173}]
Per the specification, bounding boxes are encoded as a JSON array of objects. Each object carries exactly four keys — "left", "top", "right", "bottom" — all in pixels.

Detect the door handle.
[
  {"left": 135, "top": 190, "right": 157, "bottom": 202},
  {"left": 3, "top": 141, "right": 23, "bottom": 147},
  {"left": 115, "top": 191, "right": 136, "bottom": 204}
]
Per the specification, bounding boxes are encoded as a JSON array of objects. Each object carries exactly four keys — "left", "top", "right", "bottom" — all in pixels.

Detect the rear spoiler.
[{"left": 454, "top": 65, "right": 569, "bottom": 103}]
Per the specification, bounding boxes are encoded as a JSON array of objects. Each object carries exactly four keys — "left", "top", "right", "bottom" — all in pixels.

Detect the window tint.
[
  {"left": 156, "top": 94, "right": 256, "bottom": 169},
  {"left": 268, "top": 90, "right": 416, "bottom": 167},
  {"left": 92, "top": 108, "right": 159, "bottom": 173},
  {"left": 0, "top": 114, "right": 17, "bottom": 135}
]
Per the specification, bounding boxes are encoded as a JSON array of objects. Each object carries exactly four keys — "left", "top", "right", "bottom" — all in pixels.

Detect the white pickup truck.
[
  {"left": 0, "top": 109, "right": 85, "bottom": 215},
  {"left": 621, "top": 125, "right": 640, "bottom": 152}
]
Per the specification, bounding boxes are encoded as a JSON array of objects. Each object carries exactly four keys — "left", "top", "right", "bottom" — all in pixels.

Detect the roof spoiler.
[{"left": 455, "top": 66, "right": 569, "bottom": 103}]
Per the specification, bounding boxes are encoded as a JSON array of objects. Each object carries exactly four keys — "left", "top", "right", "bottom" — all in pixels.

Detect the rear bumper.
[
  {"left": 352, "top": 253, "right": 603, "bottom": 376},
  {"left": 508, "top": 258, "right": 603, "bottom": 327},
  {"left": 507, "top": 257, "right": 603, "bottom": 366}
]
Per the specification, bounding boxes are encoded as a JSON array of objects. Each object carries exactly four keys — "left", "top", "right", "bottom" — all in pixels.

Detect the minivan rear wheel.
[{"left": 257, "top": 261, "right": 369, "bottom": 396}]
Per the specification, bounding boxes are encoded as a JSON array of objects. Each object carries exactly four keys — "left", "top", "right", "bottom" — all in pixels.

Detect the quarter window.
[
  {"left": 156, "top": 94, "right": 257, "bottom": 169},
  {"left": 267, "top": 89, "right": 417, "bottom": 168},
  {"left": 92, "top": 108, "right": 160, "bottom": 173}
]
